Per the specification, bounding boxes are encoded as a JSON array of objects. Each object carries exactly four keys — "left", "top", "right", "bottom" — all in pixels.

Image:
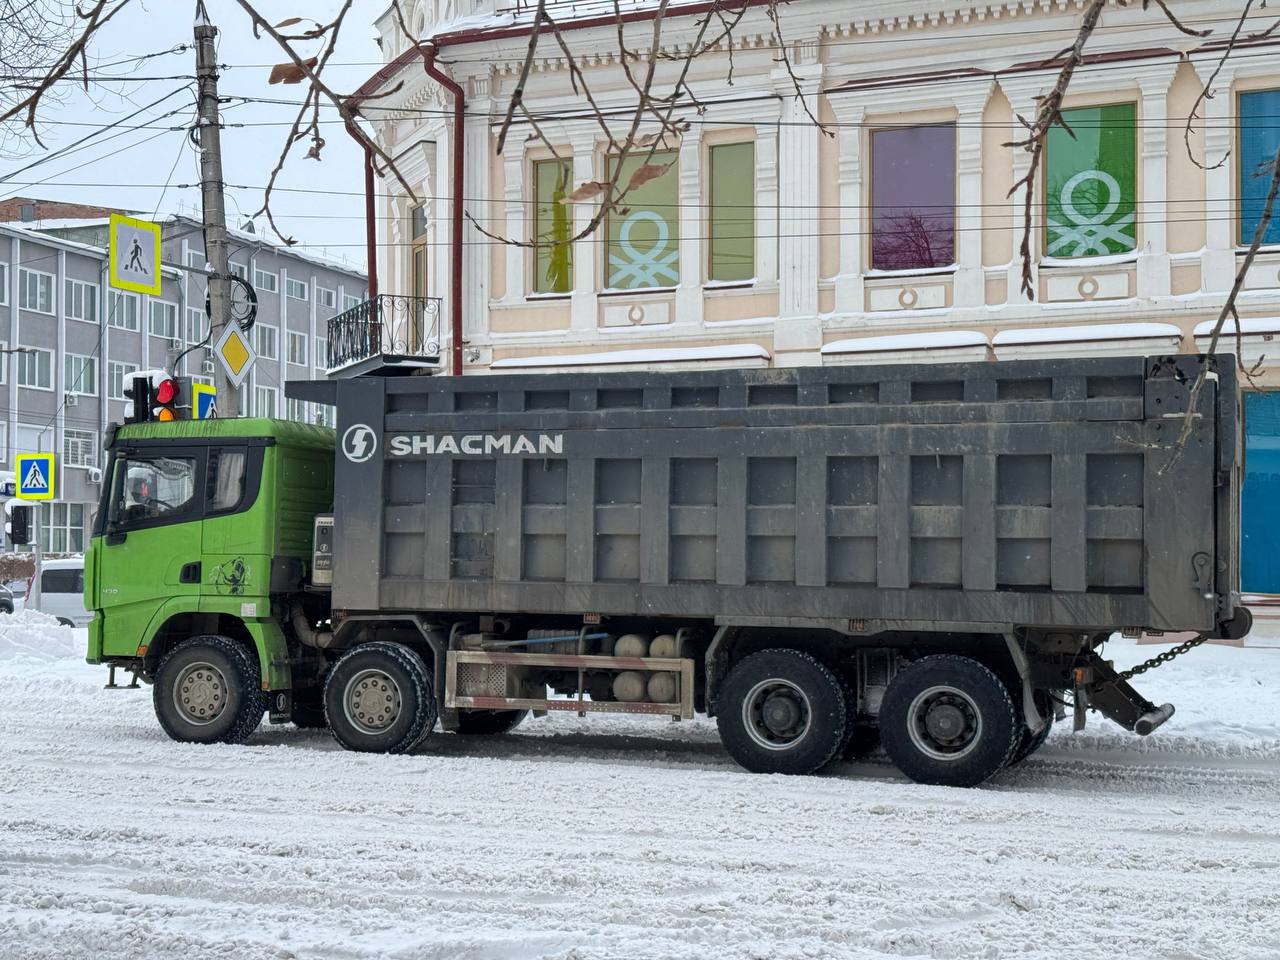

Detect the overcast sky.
[{"left": 1, "top": 0, "right": 391, "bottom": 270}]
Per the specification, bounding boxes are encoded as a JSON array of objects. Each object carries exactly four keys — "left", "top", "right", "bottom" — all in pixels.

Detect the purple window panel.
[{"left": 871, "top": 125, "right": 957, "bottom": 271}]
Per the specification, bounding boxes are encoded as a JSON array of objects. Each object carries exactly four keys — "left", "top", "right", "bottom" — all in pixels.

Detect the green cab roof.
[{"left": 114, "top": 417, "right": 335, "bottom": 450}]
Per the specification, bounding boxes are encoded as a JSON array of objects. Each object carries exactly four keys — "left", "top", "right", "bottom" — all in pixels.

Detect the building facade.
[
  {"left": 363, "top": 0, "right": 1280, "bottom": 605},
  {"left": 0, "top": 207, "right": 366, "bottom": 552}
]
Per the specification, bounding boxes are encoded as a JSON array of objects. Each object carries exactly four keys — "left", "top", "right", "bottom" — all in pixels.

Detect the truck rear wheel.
[
  {"left": 453, "top": 709, "right": 528, "bottom": 735},
  {"left": 879, "top": 655, "right": 1018, "bottom": 787},
  {"left": 324, "top": 642, "right": 436, "bottom": 754},
  {"left": 716, "top": 649, "right": 847, "bottom": 775},
  {"left": 153, "top": 635, "right": 267, "bottom": 745}
]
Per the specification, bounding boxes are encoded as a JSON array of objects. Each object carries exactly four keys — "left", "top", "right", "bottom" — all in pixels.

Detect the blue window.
[
  {"left": 1239, "top": 90, "right": 1280, "bottom": 246},
  {"left": 1242, "top": 391, "right": 1280, "bottom": 594}
]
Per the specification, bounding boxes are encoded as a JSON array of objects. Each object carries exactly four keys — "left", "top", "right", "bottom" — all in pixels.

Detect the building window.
[
  {"left": 108, "top": 290, "right": 139, "bottom": 330},
  {"left": 64, "top": 279, "right": 98, "bottom": 323},
  {"left": 254, "top": 385, "right": 278, "bottom": 417},
  {"left": 606, "top": 150, "right": 678, "bottom": 289},
  {"left": 0, "top": 264, "right": 7, "bottom": 305},
  {"left": 411, "top": 204, "right": 427, "bottom": 240},
  {"left": 108, "top": 360, "right": 139, "bottom": 400},
  {"left": 186, "top": 307, "right": 205, "bottom": 343},
  {"left": 286, "top": 331, "right": 307, "bottom": 366},
  {"left": 1045, "top": 103, "right": 1136, "bottom": 258},
  {"left": 286, "top": 277, "right": 308, "bottom": 301},
  {"left": 186, "top": 249, "right": 206, "bottom": 269},
  {"left": 870, "top": 124, "right": 956, "bottom": 271},
  {"left": 19, "top": 269, "right": 54, "bottom": 313},
  {"left": 17, "top": 348, "right": 52, "bottom": 389},
  {"left": 65, "top": 354, "right": 97, "bottom": 395},
  {"left": 149, "top": 300, "right": 178, "bottom": 339},
  {"left": 316, "top": 337, "right": 328, "bottom": 370},
  {"left": 317, "top": 286, "right": 336, "bottom": 309},
  {"left": 16, "top": 424, "right": 51, "bottom": 455},
  {"left": 254, "top": 268, "right": 278, "bottom": 293},
  {"left": 255, "top": 324, "right": 278, "bottom": 360},
  {"left": 708, "top": 142, "right": 755, "bottom": 282},
  {"left": 343, "top": 293, "right": 361, "bottom": 310},
  {"left": 0, "top": 422, "right": 6, "bottom": 461},
  {"left": 229, "top": 261, "right": 248, "bottom": 280},
  {"left": 1239, "top": 90, "right": 1280, "bottom": 245},
  {"left": 64, "top": 429, "right": 98, "bottom": 468},
  {"left": 285, "top": 397, "right": 308, "bottom": 422},
  {"left": 533, "top": 158, "right": 572, "bottom": 293},
  {"left": 43, "top": 502, "right": 86, "bottom": 554}
]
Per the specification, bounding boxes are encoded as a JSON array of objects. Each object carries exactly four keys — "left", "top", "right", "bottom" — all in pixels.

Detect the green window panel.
[
  {"left": 1045, "top": 103, "right": 1136, "bottom": 257},
  {"left": 607, "top": 150, "right": 679, "bottom": 289},
  {"left": 533, "top": 159, "right": 572, "bottom": 294},
  {"left": 708, "top": 142, "right": 755, "bottom": 282}
]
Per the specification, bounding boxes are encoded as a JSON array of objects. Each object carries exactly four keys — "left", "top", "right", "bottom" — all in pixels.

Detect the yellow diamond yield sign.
[{"left": 214, "top": 322, "right": 256, "bottom": 389}]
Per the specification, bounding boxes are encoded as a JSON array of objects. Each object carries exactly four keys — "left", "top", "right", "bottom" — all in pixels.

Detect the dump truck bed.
[{"left": 290, "top": 354, "right": 1239, "bottom": 636}]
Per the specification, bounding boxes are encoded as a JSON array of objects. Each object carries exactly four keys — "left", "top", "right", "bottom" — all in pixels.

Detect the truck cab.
[{"left": 85, "top": 418, "right": 334, "bottom": 732}]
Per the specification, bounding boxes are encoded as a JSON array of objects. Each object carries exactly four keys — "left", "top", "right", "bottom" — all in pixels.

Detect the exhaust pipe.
[
  {"left": 290, "top": 602, "right": 335, "bottom": 650},
  {"left": 1134, "top": 702, "right": 1175, "bottom": 736}
]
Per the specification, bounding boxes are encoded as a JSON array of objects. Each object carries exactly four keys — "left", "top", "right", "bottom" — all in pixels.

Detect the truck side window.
[
  {"left": 108, "top": 456, "right": 199, "bottom": 529},
  {"left": 207, "top": 448, "right": 248, "bottom": 514}
]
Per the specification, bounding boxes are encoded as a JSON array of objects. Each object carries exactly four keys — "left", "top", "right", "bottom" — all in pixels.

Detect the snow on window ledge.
[
  {"left": 1039, "top": 251, "right": 1139, "bottom": 270},
  {"left": 490, "top": 343, "right": 770, "bottom": 369},
  {"left": 821, "top": 330, "right": 988, "bottom": 355}
]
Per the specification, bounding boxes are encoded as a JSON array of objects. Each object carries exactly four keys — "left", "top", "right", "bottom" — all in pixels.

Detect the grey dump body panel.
[{"left": 290, "top": 354, "right": 1239, "bottom": 635}]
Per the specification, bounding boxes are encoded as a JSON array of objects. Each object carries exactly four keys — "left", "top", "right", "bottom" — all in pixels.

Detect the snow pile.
[{"left": 0, "top": 609, "right": 82, "bottom": 664}]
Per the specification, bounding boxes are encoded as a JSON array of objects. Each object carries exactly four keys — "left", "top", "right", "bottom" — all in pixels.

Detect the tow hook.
[{"left": 1078, "top": 653, "right": 1176, "bottom": 736}]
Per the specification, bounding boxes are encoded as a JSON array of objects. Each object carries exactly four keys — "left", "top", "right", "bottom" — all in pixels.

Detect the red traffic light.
[{"left": 154, "top": 378, "right": 177, "bottom": 405}]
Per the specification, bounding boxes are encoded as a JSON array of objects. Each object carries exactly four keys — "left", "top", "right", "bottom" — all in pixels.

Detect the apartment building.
[{"left": 0, "top": 206, "right": 366, "bottom": 552}]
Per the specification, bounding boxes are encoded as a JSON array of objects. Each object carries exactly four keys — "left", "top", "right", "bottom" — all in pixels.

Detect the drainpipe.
[
  {"left": 342, "top": 118, "right": 380, "bottom": 303},
  {"left": 421, "top": 43, "right": 465, "bottom": 377}
]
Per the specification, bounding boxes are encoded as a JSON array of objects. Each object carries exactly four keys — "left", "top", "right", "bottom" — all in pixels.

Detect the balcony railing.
[{"left": 326, "top": 294, "right": 442, "bottom": 374}]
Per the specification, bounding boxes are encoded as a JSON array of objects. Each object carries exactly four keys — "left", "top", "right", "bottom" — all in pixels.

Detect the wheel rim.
[
  {"left": 343, "top": 668, "right": 402, "bottom": 735},
  {"left": 906, "top": 685, "right": 983, "bottom": 762},
  {"left": 741, "top": 678, "right": 812, "bottom": 751},
  {"left": 173, "top": 660, "right": 229, "bottom": 726}
]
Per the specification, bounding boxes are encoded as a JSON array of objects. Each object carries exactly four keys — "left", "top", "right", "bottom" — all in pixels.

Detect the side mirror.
[{"left": 105, "top": 522, "right": 126, "bottom": 547}]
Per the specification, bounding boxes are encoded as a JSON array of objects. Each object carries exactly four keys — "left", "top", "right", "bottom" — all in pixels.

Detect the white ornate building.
[{"left": 360, "top": 0, "right": 1280, "bottom": 603}]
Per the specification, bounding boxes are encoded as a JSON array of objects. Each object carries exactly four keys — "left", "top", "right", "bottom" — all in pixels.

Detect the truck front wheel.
[
  {"left": 153, "top": 636, "right": 267, "bottom": 745},
  {"left": 879, "top": 655, "right": 1018, "bottom": 787},
  {"left": 324, "top": 642, "right": 436, "bottom": 754},
  {"left": 716, "top": 649, "right": 847, "bottom": 775}
]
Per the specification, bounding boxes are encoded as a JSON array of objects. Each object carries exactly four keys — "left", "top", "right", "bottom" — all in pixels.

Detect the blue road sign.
[{"left": 15, "top": 453, "right": 55, "bottom": 500}]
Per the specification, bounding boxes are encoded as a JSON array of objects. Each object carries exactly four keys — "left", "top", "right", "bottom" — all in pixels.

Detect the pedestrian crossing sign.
[
  {"left": 108, "top": 213, "right": 162, "bottom": 296},
  {"left": 15, "top": 453, "right": 55, "bottom": 501},
  {"left": 192, "top": 382, "right": 217, "bottom": 419}
]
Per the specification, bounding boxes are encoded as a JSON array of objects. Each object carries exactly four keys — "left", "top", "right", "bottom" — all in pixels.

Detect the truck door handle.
[{"left": 179, "top": 562, "right": 202, "bottom": 584}]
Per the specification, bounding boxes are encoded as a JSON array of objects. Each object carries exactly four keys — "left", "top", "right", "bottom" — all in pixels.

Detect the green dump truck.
[{"left": 85, "top": 357, "right": 1250, "bottom": 787}]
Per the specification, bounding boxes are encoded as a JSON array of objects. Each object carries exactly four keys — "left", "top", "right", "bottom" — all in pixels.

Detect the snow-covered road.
[{"left": 2, "top": 616, "right": 1279, "bottom": 960}]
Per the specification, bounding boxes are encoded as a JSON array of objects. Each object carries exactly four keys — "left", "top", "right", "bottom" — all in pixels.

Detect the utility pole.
[{"left": 193, "top": 0, "right": 238, "bottom": 416}]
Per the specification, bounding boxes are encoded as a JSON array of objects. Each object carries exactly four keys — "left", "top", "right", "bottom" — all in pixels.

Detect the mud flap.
[
  {"left": 1080, "top": 654, "right": 1175, "bottom": 735},
  {"left": 268, "top": 689, "right": 293, "bottom": 725}
]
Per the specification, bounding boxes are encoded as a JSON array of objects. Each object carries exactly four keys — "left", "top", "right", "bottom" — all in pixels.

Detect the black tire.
[
  {"left": 454, "top": 709, "right": 528, "bottom": 735},
  {"left": 1008, "top": 690, "right": 1055, "bottom": 766},
  {"left": 153, "top": 635, "right": 267, "bottom": 745},
  {"left": 290, "top": 688, "right": 328, "bottom": 729},
  {"left": 879, "top": 655, "right": 1018, "bottom": 788},
  {"left": 716, "top": 649, "right": 847, "bottom": 775},
  {"left": 324, "top": 642, "right": 436, "bottom": 754}
]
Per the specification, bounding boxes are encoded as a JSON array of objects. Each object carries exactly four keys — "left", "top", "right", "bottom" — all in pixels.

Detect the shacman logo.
[{"left": 341, "top": 424, "right": 378, "bottom": 463}]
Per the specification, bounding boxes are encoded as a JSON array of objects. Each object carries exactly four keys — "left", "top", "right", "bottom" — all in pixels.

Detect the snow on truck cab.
[{"left": 85, "top": 356, "right": 1251, "bottom": 787}]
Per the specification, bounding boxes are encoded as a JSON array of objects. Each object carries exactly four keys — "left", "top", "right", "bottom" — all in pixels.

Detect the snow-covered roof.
[
  {"left": 992, "top": 323, "right": 1182, "bottom": 346},
  {"left": 0, "top": 223, "right": 180, "bottom": 277},
  {"left": 1193, "top": 317, "right": 1280, "bottom": 337},
  {"left": 821, "top": 330, "right": 989, "bottom": 355},
  {"left": 490, "top": 343, "right": 771, "bottom": 369}
]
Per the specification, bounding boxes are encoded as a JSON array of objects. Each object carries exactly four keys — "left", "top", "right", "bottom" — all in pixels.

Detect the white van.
[{"left": 26, "top": 557, "right": 91, "bottom": 627}]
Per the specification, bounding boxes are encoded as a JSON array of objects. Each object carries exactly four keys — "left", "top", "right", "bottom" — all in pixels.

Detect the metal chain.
[{"left": 1117, "top": 635, "right": 1210, "bottom": 681}]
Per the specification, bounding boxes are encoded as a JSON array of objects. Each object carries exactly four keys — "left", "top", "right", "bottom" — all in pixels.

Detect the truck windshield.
[{"left": 108, "top": 455, "right": 199, "bottom": 527}]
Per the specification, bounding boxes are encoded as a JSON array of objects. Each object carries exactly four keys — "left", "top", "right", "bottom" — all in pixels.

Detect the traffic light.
[
  {"left": 124, "top": 375, "right": 152, "bottom": 423},
  {"left": 7, "top": 504, "right": 31, "bottom": 546},
  {"left": 153, "top": 376, "right": 180, "bottom": 421}
]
